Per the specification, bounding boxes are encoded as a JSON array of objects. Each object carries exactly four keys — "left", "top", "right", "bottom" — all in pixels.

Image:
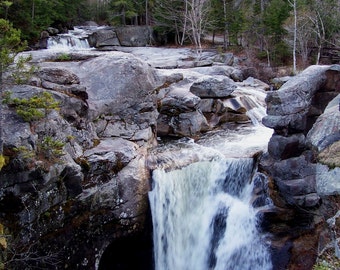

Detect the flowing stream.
[{"left": 148, "top": 87, "right": 273, "bottom": 269}]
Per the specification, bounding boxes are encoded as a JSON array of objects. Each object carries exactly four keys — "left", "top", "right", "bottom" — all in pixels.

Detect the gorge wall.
[
  {"left": 260, "top": 65, "right": 340, "bottom": 269},
  {"left": 0, "top": 51, "right": 159, "bottom": 269},
  {"left": 0, "top": 44, "right": 339, "bottom": 270}
]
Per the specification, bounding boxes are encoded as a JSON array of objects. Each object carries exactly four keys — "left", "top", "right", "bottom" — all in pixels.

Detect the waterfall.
[
  {"left": 47, "top": 27, "right": 91, "bottom": 50},
  {"left": 149, "top": 158, "right": 272, "bottom": 270}
]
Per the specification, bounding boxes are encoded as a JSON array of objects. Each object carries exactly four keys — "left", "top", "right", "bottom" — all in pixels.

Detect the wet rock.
[
  {"left": 268, "top": 133, "right": 306, "bottom": 160},
  {"left": 47, "top": 27, "right": 59, "bottom": 35},
  {"left": 88, "top": 27, "right": 120, "bottom": 48},
  {"left": 221, "top": 97, "right": 247, "bottom": 113},
  {"left": 159, "top": 91, "right": 201, "bottom": 115},
  {"left": 174, "top": 111, "right": 210, "bottom": 137},
  {"left": 38, "top": 30, "right": 49, "bottom": 49},
  {"left": 194, "top": 59, "right": 213, "bottom": 67},
  {"left": 190, "top": 75, "right": 236, "bottom": 98},
  {"left": 157, "top": 110, "right": 209, "bottom": 137}
]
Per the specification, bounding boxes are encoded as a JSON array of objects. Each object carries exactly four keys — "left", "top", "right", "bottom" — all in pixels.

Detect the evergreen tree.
[
  {"left": 256, "top": 0, "right": 290, "bottom": 66},
  {"left": 2, "top": 0, "right": 87, "bottom": 42},
  {"left": 110, "top": 0, "right": 138, "bottom": 25},
  {"left": 108, "top": 0, "right": 151, "bottom": 26}
]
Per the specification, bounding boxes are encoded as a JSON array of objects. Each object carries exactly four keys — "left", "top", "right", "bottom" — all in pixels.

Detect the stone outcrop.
[
  {"left": 43, "top": 25, "right": 154, "bottom": 50},
  {"left": 260, "top": 64, "right": 340, "bottom": 270},
  {"left": 0, "top": 51, "right": 158, "bottom": 269},
  {"left": 155, "top": 66, "right": 267, "bottom": 137},
  {"left": 116, "top": 26, "right": 154, "bottom": 47},
  {"left": 190, "top": 75, "right": 236, "bottom": 98},
  {"left": 2, "top": 44, "right": 340, "bottom": 270},
  {"left": 87, "top": 27, "right": 120, "bottom": 48},
  {"left": 87, "top": 26, "right": 153, "bottom": 49}
]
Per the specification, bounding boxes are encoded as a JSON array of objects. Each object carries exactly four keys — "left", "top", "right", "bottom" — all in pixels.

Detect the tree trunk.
[
  {"left": 212, "top": 30, "right": 215, "bottom": 46},
  {"left": 145, "top": 0, "right": 149, "bottom": 25},
  {"left": 289, "top": 0, "right": 297, "bottom": 74},
  {"left": 315, "top": 11, "right": 325, "bottom": 65},
  {"left": 223, "top": 0, "right": 228, "bottom": 50},
  {"left": 122, "top": 7, "right": 126, "bottom": 25},
  {"left": 31, "top": 0, "right": 35, "bottom": 23},
  {"left": 180, "top": 0, "right": 188, "bottom": 46}
]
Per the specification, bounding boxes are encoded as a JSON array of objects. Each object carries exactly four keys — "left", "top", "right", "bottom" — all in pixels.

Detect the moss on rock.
[{"left": 318, "top": 141, "right": 340, "bottom": 169}]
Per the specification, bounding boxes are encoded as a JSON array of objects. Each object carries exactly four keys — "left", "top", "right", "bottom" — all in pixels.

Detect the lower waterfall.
[{"left": 149, "top": 158, "right": 272, "bottom": 270}]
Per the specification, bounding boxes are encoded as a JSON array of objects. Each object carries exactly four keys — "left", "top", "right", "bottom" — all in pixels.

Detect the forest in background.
[{"left": 0, "top": 0, "right": 339, "bottom": 70}]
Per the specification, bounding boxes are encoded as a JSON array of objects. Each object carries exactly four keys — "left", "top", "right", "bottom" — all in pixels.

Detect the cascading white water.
[
  {"left": 47, "top": 27, "right": 91, "bottom": 50},
  {"left": 149, "top": 158, "right": 272, "bottom": 270}
]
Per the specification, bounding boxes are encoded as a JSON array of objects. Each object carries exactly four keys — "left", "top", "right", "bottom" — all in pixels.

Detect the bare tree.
[
  {"left": 287, "top": 0, "right": 297, "bottom": 74},
  {"left": 285, "top": 5, "right": 322, "bottom": 68},
  {"left": 181, "top": 0, "right": 189, "bottom": 45},
  {"left": 186, "top": 0, "right": 211, "bottom": 56},
  {"left": 153, "top": 0, "right": 188, "bottom": 45},
  {"left": 308, "top": 0, "right": 340, "bottom": 64},
  {"left": 295, "top": 15, "right": 314, "bottom": 67},
  {"left": 3, "top": 236, "right": 62, "bottom": 270},
  {"left": 307, "top": 10, "right": 325, "bottom": 64}
]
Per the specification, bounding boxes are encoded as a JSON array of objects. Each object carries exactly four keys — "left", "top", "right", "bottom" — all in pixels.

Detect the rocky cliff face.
[
  {"left": 260, "top": 65, "right": 340, "bottom": 269},
  {"left": 1, "top": 45, "right": 339, "bottom": 269},
  {"left": 0, "top": 47, "right": 260, "bottom": 269},
  {"left": 0, "top": 51, "right": 158, "bottom": 269}
]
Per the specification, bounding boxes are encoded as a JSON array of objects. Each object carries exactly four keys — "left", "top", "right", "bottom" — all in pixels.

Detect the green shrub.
[
  {"left": 4, "top": 91, "right": 65, "bottom": 167},
  {"left": 13, "top": 146, "right": 35, "bottom": 160},
  {"left": 39, "top": 136, "right": 65, "bottom": 160},
  {"left": 4, "top": 91, "right": 60, "bottom": 122},
  {"left": 0, "top": 155, "right": 5, "bottom": 171},
  {"left": 10, "top": 54, "right": 36, "bottom": 84},
  {"left": 313, "top": 261, "right": 332, "bottom": 270},
  {"left": 55, "top": 53, "right": 71, "bottom": 62}
]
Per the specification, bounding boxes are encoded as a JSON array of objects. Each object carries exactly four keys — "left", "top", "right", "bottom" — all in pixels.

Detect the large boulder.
[
  {"left": 155, "top": 67, "right": 266, "bottom": 137},
  {"left": 87, "top": 27, "right": 120, "bottom": 48},
  {"left": 65, "top": 52, "right": 159, "bottom": 144},
  {"left": 261, "top": 65, "right": 340, "bottom": 207},
  {"left": 263, "top": 65, "right": 340, "bottom": 132},
  {"left": 159, "top": 88, "right": 201, "bottom": 115},
  {"left": 190, "top": 75, "right": 236, "bottom": 98},
  {"left": 115, "top": 26, "right": 154, "bottom": 47},
  {"left": 307, "top": 94, "right": 340, "bottom": 151},
  {"left": 0, "top": 51, "right": 159, "bottom": 269},
  {"left": 260, "top": 64, "right": 340, "bottom": 270}
]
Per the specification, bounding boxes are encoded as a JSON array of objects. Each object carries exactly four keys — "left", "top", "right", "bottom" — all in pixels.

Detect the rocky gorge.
[{"left": 0, "top": 27, "right": 339, "bottom": 269}]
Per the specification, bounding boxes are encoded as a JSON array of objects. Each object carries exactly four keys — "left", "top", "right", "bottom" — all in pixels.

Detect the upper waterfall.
[{"left": 47, "top": 27, "right": 93, "bottom": 50}]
